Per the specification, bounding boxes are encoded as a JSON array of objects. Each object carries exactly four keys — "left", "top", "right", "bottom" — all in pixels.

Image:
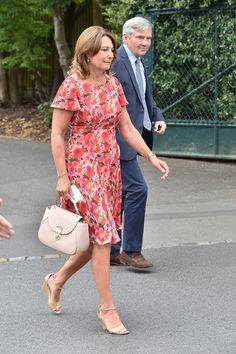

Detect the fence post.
[{"left": 213, "top": 10, "right": 220, "bottom": 156}]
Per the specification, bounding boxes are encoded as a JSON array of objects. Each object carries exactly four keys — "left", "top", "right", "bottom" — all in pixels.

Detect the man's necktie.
[{"left": 135, "top": 58, "right": 152, "bottom": 131}]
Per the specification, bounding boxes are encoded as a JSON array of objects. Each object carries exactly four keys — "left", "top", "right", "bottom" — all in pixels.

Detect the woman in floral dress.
[{"left": 42, "top": 26, "right": 169, "bottom": 335}]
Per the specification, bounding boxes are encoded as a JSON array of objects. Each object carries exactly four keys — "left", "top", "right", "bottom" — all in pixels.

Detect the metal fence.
[{"left": 140, "top": 4, "right": 236, "bottom": 160}]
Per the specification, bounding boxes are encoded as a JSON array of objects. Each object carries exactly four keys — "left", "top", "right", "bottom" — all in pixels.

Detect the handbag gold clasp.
[{"left": 53, "top": 226, "right": 63, "bottom": 240}]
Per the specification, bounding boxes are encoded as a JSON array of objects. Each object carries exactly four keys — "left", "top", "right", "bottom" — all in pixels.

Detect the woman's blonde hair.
[{"left": 69, "top": 26, "right": 118, "bottom": 79}]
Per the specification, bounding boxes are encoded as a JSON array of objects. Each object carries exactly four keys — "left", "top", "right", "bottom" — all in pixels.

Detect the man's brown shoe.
[
  {"left": 120, "top": 251, "right": 153, "bottom": 269},
  {"left": 110, "top": 252, "right": 124, "bottom": 266}
]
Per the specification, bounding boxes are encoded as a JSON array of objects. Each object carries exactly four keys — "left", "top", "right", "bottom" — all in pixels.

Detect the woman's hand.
[
  {"left": 149, "top": 155, "right": 169, "bottom": 180},
  {"left": 56, "top": 175, "right": 71, "bottom": 199}
]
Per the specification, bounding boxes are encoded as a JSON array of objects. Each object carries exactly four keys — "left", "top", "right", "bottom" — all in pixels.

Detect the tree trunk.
[
  {"left": 50, "top": 50, "right": 64, "bottom": 101},
  {"left": 92, "top": 0, "right": 102, "bottom": 25},
  {"left": 64, "top": 2, "right": 76, "bottom": 50},
  {"left": 52, "top": 4, "right": 71, "bottom": 78},
  {"left": 8, "top": 68, "right": 22, "bottom": 104},
  {"left": 0, "top": 55, "right": 9, "bottom": 104},
  {"left": 35, "top": 68, "right": 50, "bottom": 103}
]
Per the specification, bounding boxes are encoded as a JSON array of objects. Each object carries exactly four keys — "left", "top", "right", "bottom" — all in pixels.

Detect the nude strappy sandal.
[
  {"left": 42, "top": 273, "right": 63, "bottom": 314},
  {"left": 97, "top": 306, "right": 129, "bottom": 335}
]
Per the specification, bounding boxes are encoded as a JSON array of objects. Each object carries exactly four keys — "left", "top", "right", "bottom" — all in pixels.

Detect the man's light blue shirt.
[{"left": 123, "top": 44, "right": 147, "bottom": 93}]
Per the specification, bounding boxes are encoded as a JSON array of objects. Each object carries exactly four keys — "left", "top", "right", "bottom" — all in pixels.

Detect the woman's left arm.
[
  {"left": 51, "top": 108, "right": 73, "bottom": 198},
  {"left": 118, "top": 107, "right": 169, "bottom": 179}
]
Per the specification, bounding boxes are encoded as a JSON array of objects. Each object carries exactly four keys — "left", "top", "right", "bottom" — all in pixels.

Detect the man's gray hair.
[{"left": 122, "top": 17, "right": 152, "bottom": 36}]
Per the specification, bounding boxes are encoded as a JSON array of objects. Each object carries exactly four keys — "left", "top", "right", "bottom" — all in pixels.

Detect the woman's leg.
[
  {"left": 47, "top": 243, "right": 93, "bottom": 302},
  {"left": 91, "top": 243, "right": 124, "bottom": 329}
]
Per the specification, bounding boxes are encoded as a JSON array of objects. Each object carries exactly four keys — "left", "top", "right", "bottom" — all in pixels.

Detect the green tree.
[
  {"left": 46, "top": 0, "right": 86, "bottom": 100},
  {"left": 102, "top": 0, "right": 234, "bottom": 36},
  {"left": 0, "top": 0, "right": 99, "bottom": 105},
  {"left": 0, "top": 0, "right": 51, "bottom": 104}
]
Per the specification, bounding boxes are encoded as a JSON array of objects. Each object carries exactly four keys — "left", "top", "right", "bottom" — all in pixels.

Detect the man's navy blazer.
[{"left": 113, "top": 44, "right": 164, "bottom": 161}]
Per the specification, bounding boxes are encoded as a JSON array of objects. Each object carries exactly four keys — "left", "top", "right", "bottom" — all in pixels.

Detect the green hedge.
[{"left": 151, "top": 7, "right": 236, "bottom": 122}]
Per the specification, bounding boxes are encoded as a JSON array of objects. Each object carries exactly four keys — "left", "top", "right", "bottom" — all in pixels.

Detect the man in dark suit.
[{"left": 110, "top": 17, "right": 167, "bottom": 268}]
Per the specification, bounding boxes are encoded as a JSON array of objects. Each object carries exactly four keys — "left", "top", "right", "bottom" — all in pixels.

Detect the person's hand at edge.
[{"left": 0, "top": 198, "right": 15, "bottom": 240}]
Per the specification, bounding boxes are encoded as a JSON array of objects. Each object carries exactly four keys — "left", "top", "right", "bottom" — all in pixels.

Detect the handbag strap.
[{"left": 56, "top": 195, "right": 80, "bottom": 215}]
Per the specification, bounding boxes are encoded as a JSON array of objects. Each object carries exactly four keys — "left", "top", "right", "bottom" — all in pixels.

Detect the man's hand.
[{"left": 154, "top": 121, "right": 167, "bottom": 135}]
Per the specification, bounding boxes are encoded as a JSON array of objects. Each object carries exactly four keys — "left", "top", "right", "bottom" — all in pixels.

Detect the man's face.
[{"left": 123, "top": 27, "right": 152, "bottom": 57}]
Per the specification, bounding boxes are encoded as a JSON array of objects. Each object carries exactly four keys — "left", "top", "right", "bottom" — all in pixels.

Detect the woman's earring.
[{"left": 87, "top": 58, "right": 90, "bottom": 63}]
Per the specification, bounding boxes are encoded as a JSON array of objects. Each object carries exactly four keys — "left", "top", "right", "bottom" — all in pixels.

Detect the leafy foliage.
[
  {"left": 0, "top": 0, "right": 51, "bottom": 71},
  {"left": 37, "top": 101, "right": 53, "bottom": 124},
  {"left": 0, "top": 0, "right": 85, "bottom": 105},
  {"left": 152, "top": 7, "right": 236, "bottom": 121}
]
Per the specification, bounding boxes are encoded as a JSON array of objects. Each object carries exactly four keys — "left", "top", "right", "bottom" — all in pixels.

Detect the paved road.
[{"left": 0, "top": 136, "right": 236, "bottom": 354}]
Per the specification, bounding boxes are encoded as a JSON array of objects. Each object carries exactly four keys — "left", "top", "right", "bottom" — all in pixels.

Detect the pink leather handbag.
[{"left": 38, "top": 200, "right": 90, "bottom": 255}]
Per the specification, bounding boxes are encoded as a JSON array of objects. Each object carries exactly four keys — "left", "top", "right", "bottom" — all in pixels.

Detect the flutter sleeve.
[{"left": 51, "top": 75, "right": 80, "bottom": 111}]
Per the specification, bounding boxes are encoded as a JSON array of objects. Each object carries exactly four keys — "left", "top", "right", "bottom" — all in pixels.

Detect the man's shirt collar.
[{"left": 123, "top": 44, "right": 138, "bottom": 65}]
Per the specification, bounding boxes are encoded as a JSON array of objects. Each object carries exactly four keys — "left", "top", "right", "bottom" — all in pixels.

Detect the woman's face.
[{"left": 89, "top": 35, "right": 115, "bottom": 72}]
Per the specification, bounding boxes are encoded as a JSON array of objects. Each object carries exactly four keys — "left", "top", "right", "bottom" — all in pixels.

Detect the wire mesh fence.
[{"left": 146, "top": 5, "right": 236, "bottom": 126}]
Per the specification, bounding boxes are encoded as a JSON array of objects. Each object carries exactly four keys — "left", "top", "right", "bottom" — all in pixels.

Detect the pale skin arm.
[
  {"left": 0, "top": 198, "right": 15, "bottom": 240},
  {"left": 118, "top": 107, "right": 169, "bottom": 179},
  {"left": 51, "top": 108, "right": 74, "bottom": 198}
]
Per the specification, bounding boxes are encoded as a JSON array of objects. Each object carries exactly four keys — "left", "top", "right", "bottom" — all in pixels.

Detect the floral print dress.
[{"left": 51, "top": 74, "right": 127, "bottom": 245}]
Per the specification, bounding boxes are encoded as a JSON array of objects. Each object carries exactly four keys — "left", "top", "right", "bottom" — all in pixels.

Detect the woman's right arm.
[{"left": 51, "top": 108, "right": 73, "bottom": 197}]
